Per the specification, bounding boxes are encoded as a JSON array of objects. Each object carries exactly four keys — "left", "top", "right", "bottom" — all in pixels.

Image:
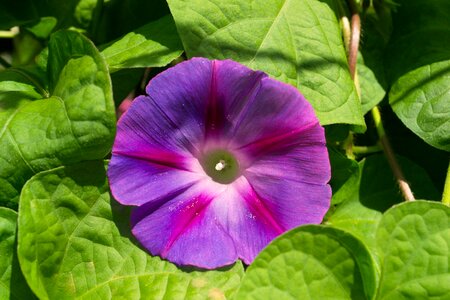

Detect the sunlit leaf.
[
  {"left": 236, "top": 225, "right": 377, "bottom": 300},
  {"left": 18, "top": 161, "right": 244, "bottom": 299},
  {"left": 0, "top": 30, "right": 115, "bottom": 206}
]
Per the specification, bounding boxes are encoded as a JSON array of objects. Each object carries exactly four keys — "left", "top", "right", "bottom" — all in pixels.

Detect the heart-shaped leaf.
[
  {"left": 235, "top": 225, "right": 377, "bottom": 300},
  {"left": 389, "top": 60, "right": 450, "bottom": 151},
  {"left": 18, "top": 161, "right": 243, "bottom": 299},
  {"left": 383, "top": 0, "right": 450, "bottom": 151},
  {"left": 0, "top": 30, "right": 115, "bottom": 206},
  {"left": 375, "top": 201, "right": 450, "bottom": 299},
  {"left": 358, "top": 53, "right": 385, "bottom": 114},
  {"left": 101, "top": 15, "right": 183, "bottom": 72},
  {"left": 0, "top": 207, "right": 36, "bottom": 299}
]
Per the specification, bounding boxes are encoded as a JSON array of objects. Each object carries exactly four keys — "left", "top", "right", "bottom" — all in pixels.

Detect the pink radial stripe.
[
  {"left": 131, "top": 184, "right": 238, "bottom": 268},
  {"left": 237, "top": 179, "right": 285, "bottom": 235},
  {"left": 235, "top": 122, "right": 324, "bottom": 165},
  {"left": 113, "top": 147, "right": 193, "bottom": 172},
  {"left": 244, "top": 148, "right": 330, "bottom": 185},
  {"left": 208, "top": 178, "right": 284, "bottom": 264},
  {"left": 242, "top": 172, "right": 331, "bottom": 230},
  {"left": 145, "top": 58, "right": 268, "bottom": 149},
  {"left": 209, "top": 60, "right": 266, "bottom": 142},
  {"left": 160, "top": 194, "right": 213, "bottom": 257},
  {"left": 241, "top": 126, "right": 330, "bottom": 184},
  {"left": 228, "top": 76, "right": 320, "bottom": 151},
  {"left": 108, "top": 155, "right": 204, "bottom": 206}
]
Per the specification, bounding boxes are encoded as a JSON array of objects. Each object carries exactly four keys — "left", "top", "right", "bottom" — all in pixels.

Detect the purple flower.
[{"left": 108, "top": 58, "right": 331, "bottom": 269}]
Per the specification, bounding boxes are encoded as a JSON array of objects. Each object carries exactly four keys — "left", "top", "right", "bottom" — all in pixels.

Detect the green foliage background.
[{"left": 0, "top": 0, "right": 448, "bottom": 299}]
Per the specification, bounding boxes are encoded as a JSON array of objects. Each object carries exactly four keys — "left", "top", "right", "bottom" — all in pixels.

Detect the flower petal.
[
  {"left": 145, "top": 58, "right": 267, "bottom": 151},
  {"left": 108, "top": 155, "right": 204, "bottom": 206},
  {"left": 131, "top": 183, "right": 238, "bottom": 269},
  {"left": 204, "top": 60, "right": 266, "bottom": 142},
  {"left": 209, "top": 177, "right": 283, "bottom": 264},
  {"left": 244, "top": 125, "right": 330, "bottom": 184},
  {"left": 116, "top": 95, "right": 199, "bottom": 157},
  {"left": 242, "top": 172, "right": 331, "bottom": 230},
  {"left": 144, "top": 58, "right": 212, "bottom": 151},
  {"left": 229, "top": 77, "right": 321, "bottom": 160}
]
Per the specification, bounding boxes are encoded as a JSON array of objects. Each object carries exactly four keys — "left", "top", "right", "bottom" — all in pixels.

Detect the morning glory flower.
[{"left": 108, "top": 58, "right": 331, "bottom": 269}]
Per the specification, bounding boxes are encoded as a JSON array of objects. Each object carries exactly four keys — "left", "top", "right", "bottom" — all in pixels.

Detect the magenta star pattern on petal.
[{"left": 107, "top": 58, "right": 331, "bottom": 269}]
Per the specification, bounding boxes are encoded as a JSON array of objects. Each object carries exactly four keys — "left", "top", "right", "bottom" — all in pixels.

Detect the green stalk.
[
  {"left": 372, "top": 106, "right": 415, "bottom": 201},
  {"left": 442, "top": 161, "right": 450, "bottom": 205},
  {"left": 9, "top": 68, "right": 50, "bottom": 98},
  {"left": 353, "top": 145, "right": 382, "bottom": 155},
  {"left": 0, "top": 28, "right": 18, "bottom": 38}
]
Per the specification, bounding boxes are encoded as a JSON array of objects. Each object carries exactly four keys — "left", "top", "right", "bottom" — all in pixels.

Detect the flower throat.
[{"left": 200, "top": 149, "right": 240, "bottom": 184}]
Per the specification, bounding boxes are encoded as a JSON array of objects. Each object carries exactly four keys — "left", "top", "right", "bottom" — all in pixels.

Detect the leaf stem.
[
  {"left": 346, "top": 0, "right": 414, "bottom": 202},
  {"left": 372, "top": 106, "right": 415, "bottom": 201},
  {"left": 343, "top": 132, "right": 355, "bottom": 160},
  {"left": 348, "top": 18, "right": 360, "bottom": 79},
  {"left": 353, "top": 145, "right": 383, "bottom": 155},
  {"left": 346, "top": 0, "right": 360, "bottom": 80},
  {"left": 0, "top": 27, "right": 19, "bottom": 38},
  {"left": 341, "top": 15, "right": 351, "bottom": 51},
  {"left": 442, "top": 161, "right": 450, "bottom": 205},
  {"left": 9, "top": 68, "right": 50, "bottom": 98}
]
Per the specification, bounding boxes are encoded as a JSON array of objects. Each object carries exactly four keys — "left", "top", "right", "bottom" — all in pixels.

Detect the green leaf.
[
  {"left": 358, "top": 53, "right": 385, "bottom": 114},
  {"left": 0, "top": 73, "right": 42, "bottom": 99},
  {"left": 389, "top": 60, "right": 450, "bottom": 152},
  {"left": 384, "top": 0, "right": 450, "bottom": 84},
  {"left": 0, "top": 75, "right": 41, "bottom": 208},
  {"left": 0, "top": 30, "right": 115, "bottom": 206},
  {"left": 374, "top": 0, "right": 450, "bottom": 152},
  {"left": 74, "top": 0, "right": 98, "bottom": 29},
  {"left": 11, "top": 31, "right": 43, "bottom": 66},
  {"left": 167, "top": 0, "right": 365, "bottom": 128},
  {"left": 24, "top": 17, "right": 57, "bottom": 39},
  {"left": 326, "top": 154, "right": 440, "bottom": 262},
  {"left": 18, "top": 161, "right": 244, "bottom": 299},
  {"left": 375, "top": 201, "right": 450, "bottom": 300},
  {"left": 101, "top": 15, "right": 183, "bottom": 72},
  {"left": 235, "top": 225, "right": 377, "bottom": 300},
  {"left": 0, "top": 207, "right": 36, "bottom": 299}
]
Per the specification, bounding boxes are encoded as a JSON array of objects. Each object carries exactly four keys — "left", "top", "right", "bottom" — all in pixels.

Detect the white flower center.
[{"left": 215, "top": 160, "right": 226, "bottom": 171}]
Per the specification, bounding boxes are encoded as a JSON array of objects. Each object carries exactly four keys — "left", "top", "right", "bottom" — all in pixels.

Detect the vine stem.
[
  {"left": 443, "top": 161, "right": 450, "bottom": 205},
  {"left": 353, "top": 145, "right": 382, "bottom": 155},
  {"left": 348, "top": 16, "right": 360, "bottom": 80},
  {"left": 0, "top": 27, "right": 19, "bottom": 38},
  {"left": 372, "top": 107, "right": 415, "bottom": 201},
  {"left": 346, "top": 0, "right": 415, "bottom": 202},
  {"left": 9, "top": 68, "right": 50, "bottom": 98}
]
